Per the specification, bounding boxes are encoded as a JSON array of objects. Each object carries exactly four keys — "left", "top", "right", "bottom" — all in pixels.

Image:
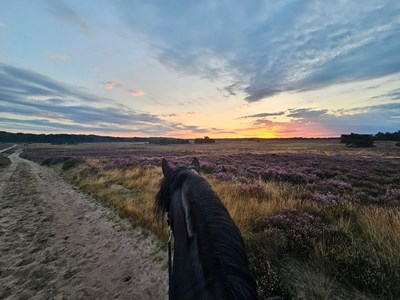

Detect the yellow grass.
[
  {"left": 65, "top": 164, "right": 319, "bottom": 238},
  {"left": 67, "top": 161, "right": 400, "bottom": 257},
  {"left": 208, "top": 179, "right": 308, "bottom": 233},
  {"left": 357, "top": 206, "right": 400, "bottom": 258}
]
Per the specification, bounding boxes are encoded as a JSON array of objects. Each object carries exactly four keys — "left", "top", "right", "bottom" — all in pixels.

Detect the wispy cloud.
[
  {"left": 0, "top": 63, "right": 216, "bottom": 136},
  {"left": 128, "top": 89, "right": 145, "bottom": 96},
  {"left": 287, "top": 108, "right": 328, "bottom": 119},
  {"left": 103, "top": 81, "right": 123, "bottom": 90},
  {"left": 45, "top": 0, "right": 90, "bottom": 31},
  {"left": 244, "top": 104, "right": 400, "bottom": 137},
  {"left": 372, "top": 88, "right": 400, "bottom": 101},
  {"left": 241, "top": 111, "right": 285, "bottom": 119},
  {"left": 0, "top": 22, "right": 6, "bottom": 28},
  {"left": 113, "top": 1, "right": 400, "bottom": 102},
  {"left": 0, "top": 63, "right": 107, "bottom": 102},
  {"left": 0, "top": 117, "right": 134, "bottom": 133}
]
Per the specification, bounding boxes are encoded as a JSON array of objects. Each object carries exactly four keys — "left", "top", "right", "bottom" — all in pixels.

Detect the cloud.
[
  {"left": 0, "top": 63, "right": 161, "bottom": 132},
  {"left": 169, "top": 123, "right": 210, "bottom": 134},
  {"left": 252, "top": 118, "right": 275, "bottom": 126},
  {"left": 103, "top": 81, "right": 123, "bottom": 89},
  {"left": 44, "top": 0, "right": 90, "bottom": 30},
  {"left": 222, "top": 81, "right": 246, "bottom": 96},
  {"left": 0, "top": 22, "right": 6, "bottom": 28},
  {"left": 0, "top": 63, "right": 108, "bottom": 103},
  {"left": 0, "top": 93, "right": 163, "bottom": 129},
  {"left": 287, "top": 108, "right": 328, "bottom": 119},
  {"left": 245, "top": 104, "right": 400, "bottom": 137},
  {"left": 128, "top": 89, "right": 145, "bottom": 96},
  {"left": 48, "top": 54, "right": 71, "bottom": 61},
  {"left": 0, "top": 63, "right": 216, "bottom": 136},
  {"left": 241, "top": 111, "right": 285, "bottom": 119},
  {"left": 113, "top": 1, "right": 400, "bottom": 102},
  {"left": 0, "top": 117, "right": 134, "bottom": 133},
  {"left": 372, "top": 88, "right": 400, "bottom": 101}
]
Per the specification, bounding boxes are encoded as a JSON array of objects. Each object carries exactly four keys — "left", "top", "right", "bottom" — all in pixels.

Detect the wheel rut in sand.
[{"left": 0, "top": 152, "right": 167, "bottom": 300}]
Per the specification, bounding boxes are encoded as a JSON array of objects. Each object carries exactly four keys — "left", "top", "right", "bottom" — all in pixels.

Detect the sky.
[{"left": 0, "top": 0, "right": 399, "bottom": 138}]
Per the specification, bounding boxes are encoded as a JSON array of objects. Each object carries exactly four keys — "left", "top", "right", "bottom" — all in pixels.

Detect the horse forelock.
[{"left": 155, "top": 166, "right": 188, "bottom": 217}]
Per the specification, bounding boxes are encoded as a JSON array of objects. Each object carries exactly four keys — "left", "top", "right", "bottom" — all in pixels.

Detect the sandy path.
[
  {"left": 0, "top": 152, "right": 167, "bottom": 300},
  {"left": 0, "top": 145, "right": 17, "bottom": 153}
]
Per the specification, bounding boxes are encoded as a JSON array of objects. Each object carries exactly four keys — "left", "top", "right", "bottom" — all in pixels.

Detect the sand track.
[{"left": 0, "top": 152, "right": 167, "bottom": 300}]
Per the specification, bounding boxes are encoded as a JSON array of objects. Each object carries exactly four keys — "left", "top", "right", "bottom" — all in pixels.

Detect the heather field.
[{"left": 21, "top": 139, "right": 400, "bottom": 299}]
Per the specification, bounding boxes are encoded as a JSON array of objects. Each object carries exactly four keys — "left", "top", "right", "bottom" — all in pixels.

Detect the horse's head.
[
  {"left": 155, "top": 157, "right": 200, "bottom": 218},
  {"left": 162, "top": 157, "right": 200, "bottom": 178}
]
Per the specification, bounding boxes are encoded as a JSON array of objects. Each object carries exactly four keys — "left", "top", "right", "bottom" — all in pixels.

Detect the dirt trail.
[{"left": 0, "top": 152, "right": 167, "bottom": 300}]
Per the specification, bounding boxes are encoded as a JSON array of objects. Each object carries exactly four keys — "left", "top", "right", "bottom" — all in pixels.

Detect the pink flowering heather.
[
  {"left": 254, "top": 208, "right": 340, "bottom": 258},
  {"left": 20, "top": 144, "right": 400, "bottom": 206},
  {"left": 312, "top": 193, "right": 342, "bottom": 204}
]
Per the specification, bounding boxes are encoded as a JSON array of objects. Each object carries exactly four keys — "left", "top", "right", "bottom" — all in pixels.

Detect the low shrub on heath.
[
  {"left": 251, "top": 208, "right": 340, "bottom": 259},
  {"left": 246, "top": 232, "right": 295, "bottom": 299},
  {"left": 62, "top": 158, "right": 83, "bottom": 170},
  {"left": 320, "top": 239, "right": 400, "bottom": 298}
]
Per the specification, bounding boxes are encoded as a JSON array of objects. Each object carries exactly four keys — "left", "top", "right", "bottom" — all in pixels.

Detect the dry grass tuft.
[
  {"left": 357, "top": 206, "right": 400, "bottom": 258},
  {"left": 208, "top": 178, "right": 306, "bottom": 233},
  {"left": 65, "top": 164, "right": 167, "bottom": 237}
]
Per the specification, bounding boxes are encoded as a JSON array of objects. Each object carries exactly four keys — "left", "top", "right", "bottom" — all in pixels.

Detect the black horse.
[{"left": 156, "top": 158, "right": 258, "bottom": 300}]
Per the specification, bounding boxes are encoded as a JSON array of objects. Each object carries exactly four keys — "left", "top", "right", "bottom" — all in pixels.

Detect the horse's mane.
[{"left": 156, "top": 167, "right": 257, "bottom": 299}]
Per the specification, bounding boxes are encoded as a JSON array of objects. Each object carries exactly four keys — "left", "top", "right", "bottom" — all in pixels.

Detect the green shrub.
[
  {"left": 246, "top": 232, "right": 295, "bottom": 299},
  {"left": 321, "top": 239, "right": 400, "bottom": 298},
  {"left": 62, "top": 158, "right": 82, "bottom": 170}
]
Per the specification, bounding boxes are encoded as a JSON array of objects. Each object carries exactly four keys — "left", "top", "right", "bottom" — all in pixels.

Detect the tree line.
[
  {"left": 0, "top": 131, "right": 188, "bottom": 145},
  {"left": 340, "top": 130, "right": 400, "bottom": 147}
]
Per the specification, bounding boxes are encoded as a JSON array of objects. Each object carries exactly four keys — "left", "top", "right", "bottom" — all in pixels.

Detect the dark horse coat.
[{"left": 156, "top": 158, "right": 258, "bottom": 300}]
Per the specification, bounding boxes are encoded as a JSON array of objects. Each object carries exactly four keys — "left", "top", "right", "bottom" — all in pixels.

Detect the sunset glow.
[{"left": 1, "top": 1, "right": 399, "bottom": 138}]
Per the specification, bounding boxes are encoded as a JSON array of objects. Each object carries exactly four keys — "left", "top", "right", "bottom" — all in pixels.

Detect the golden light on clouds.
[
  {"left": 129, "top": 89, "right": 145, "bottom": 97},
  {"left": 103, "top": 81, "right": 123, "bottom": 89}
]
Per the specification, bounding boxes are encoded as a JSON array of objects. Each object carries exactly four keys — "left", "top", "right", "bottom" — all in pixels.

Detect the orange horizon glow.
[{"left": 3, "top": 127, "right": 339, "bottom": 139}]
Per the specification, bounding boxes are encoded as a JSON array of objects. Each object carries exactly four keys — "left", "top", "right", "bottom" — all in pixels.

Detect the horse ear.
[
  {"left": 190, "top": 157, "right": 201, "bottom": 171},
  {"left": 161, "top": 158, "right": 172, "bottom": 177}
]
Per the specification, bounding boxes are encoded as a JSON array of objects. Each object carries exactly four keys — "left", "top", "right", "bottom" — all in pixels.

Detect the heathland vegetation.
[{"left": 20, "top": 139, "right": 400, "bottom": 299}]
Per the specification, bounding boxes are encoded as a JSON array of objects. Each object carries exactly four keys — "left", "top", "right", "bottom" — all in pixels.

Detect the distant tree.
[
  {"left": 148, "top": 138, "right": 189, "bottom": 145},
  {"left": 0, "top": 131, "right": 150, "bottom": 144},
  {"left": 374, "top": 130, "right": 400, "bottom": 141},
  {"left": 194, "top": 136, "right": 215, "bottom": 144},
  {"left": 340, "top": 133, "right": 374, "bottom": 148}
]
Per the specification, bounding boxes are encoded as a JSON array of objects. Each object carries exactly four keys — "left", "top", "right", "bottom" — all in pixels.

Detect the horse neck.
[
  {"left": 172, "top": 176, "right": 257, "bottom": 300},
  {"left": 167, "top": 172, "right": 257, "bottom": 299}
]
